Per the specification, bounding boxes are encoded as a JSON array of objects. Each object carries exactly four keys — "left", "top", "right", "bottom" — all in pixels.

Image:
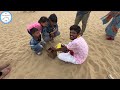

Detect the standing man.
[{"left": 74, "top": 11, "right": 91, "bottom": 36}]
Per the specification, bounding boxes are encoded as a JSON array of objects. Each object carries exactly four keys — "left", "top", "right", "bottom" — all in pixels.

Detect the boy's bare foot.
[
  {"left": 0, "top": 64, "right": 10, "bottom": 71},
  {"left": 0, "top": 66, "right": 11, "bottom": 79}
]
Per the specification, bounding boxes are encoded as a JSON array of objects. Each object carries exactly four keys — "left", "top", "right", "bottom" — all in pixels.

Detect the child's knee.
[{"left": 57, "top": 31, "right": 60, "bottom": 35}]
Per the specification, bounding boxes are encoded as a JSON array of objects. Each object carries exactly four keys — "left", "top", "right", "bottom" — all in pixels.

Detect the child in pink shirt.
[
  {"left": 52, "top": 25, "right": 88, "bottom": 64},
  {"left": 27, "top": 16, "right": 48, "bottom": 36}
]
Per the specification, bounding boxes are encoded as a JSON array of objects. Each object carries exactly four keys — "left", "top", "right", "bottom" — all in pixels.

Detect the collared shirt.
[{"left": 67, "top": 37, "right": 88, "bottom": 64}]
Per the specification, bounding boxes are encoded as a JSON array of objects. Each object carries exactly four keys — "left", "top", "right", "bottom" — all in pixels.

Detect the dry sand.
[{"left": 0, "top": 11, "right": 120, "bottom": 79}]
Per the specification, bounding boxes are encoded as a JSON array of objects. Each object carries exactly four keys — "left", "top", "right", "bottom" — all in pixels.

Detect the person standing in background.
[
  {"left": 74, "top": 11, "right": 91, "bottom": 36},
  {"left": 101, "top": 11, "right": 120, "bottom": 40}
]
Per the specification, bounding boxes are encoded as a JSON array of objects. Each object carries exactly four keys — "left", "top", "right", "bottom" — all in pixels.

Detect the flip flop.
[{"left": 0, "top": 66, "right": 11, "bottom": 79}]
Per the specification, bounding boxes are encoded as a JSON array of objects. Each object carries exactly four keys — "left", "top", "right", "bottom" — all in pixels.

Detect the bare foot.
[
  {"left": 0, "top": 66, "right": 11, "bottom": 79},
  {"left": 0, "top": 64, "right": 10, "bottom": 71}
]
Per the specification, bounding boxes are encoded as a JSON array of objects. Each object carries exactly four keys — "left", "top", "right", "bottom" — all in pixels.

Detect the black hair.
[
  {"left": 70, "top": 25, "right": 81, "bottom": 34},
  {"left": 30, "top": 28, "right": 38, "bottom": 35},
  {"left": 38, "top": 16, "right": 48, "bottom": 23},
  {"left": 49, "top": 14, "right": 57, "bottom": 23}
]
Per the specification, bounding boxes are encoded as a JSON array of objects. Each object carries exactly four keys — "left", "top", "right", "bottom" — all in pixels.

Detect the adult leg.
[
  {"left": 81, "top": 12, "right": 91, "bottom": 35},
  {"left": 74, "top": 13, "right": 83, "bottom": 25},
  {"left": 57, "top": 52, "right": 78, "bottom": 64},
  {"left": 105, "top": 19, "right": 116, "bottom": 40}
]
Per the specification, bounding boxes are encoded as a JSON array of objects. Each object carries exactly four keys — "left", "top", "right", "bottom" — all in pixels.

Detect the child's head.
[
  {"left": 49, "top": 14, "right": 57, "bottom": 26},
  {"left": 38, "top": 16, "right": 48, "bottom": 27},
  {"left": 30, "top": 28, "right": 40, "bottom": 38},
  {"left": 69, "top": 25, "right": 81, "bottom": 40}
]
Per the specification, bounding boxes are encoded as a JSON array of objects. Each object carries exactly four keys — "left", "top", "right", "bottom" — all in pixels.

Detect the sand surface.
[{"left": 0, "top": 11, "right": 120, "bottom": 79}]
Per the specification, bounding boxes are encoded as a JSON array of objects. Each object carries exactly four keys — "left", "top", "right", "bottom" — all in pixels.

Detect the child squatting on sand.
[{"left": 30, "top": 28, "right": 46, "bottom": 55}]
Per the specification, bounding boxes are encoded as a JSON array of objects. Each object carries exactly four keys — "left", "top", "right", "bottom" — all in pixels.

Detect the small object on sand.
[
  {"left": 56, "top": 43, "right": 62, "bottom": 49},
  {"left": 47, "top": 47, "right": 57, "bottom": 59},
  {"left": 108, "top": 74, "right": 114, "bottom": 79}
]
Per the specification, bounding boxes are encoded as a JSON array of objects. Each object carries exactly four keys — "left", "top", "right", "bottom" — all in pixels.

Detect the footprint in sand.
[
  {"left": 101, "top": 59, "right": 115, "bottom": 72},
  {"left": 88, "top": 59, "right": 100, "bottom": 72},
  {"left": 97, "top": 47, "right": 106, "bottom": 56},
  {"left": 89, "top": 46, "right": 94, "bottom": 52},
  {"left": 114, "top": 56, "right": 120, "bottom": 65},
  {"left": 101, "top": 57, "right": 111, "bottom": 67}
]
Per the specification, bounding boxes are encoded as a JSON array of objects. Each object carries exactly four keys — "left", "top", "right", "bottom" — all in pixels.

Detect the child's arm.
[
  {"left": 42, "top": 27, "right": 49, "bottom": 35},
  {"left": 50, "top": 24, "right": 58, "bottom": 34}
]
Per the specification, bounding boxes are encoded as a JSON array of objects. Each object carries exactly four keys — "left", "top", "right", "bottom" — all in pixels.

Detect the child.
[
  {"left": 51, "top": 25, "right": 89, "bottom": 64},
  {"left": 42, "top": 14, "right": 60, "bottom": 42},
  {"left": 27, "top": 16, "right": 48, "bottom": 36},
  {"left": 30, "top": 28, "right": 46, "bottom": 55}
]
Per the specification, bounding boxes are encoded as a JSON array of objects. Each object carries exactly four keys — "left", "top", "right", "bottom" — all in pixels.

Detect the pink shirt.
[
  {"left": 67, "top": 37, "right": 88, "bottom": 64},
  {"left": 27, "top": 22, "right": 42, "bottom": 32}
]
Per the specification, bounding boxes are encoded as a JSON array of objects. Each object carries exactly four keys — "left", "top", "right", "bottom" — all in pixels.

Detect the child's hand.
[
  {"left": 51, "top": 47, "right": 56, "bottom": 51},
  {"left": 61, "top": 44, "right": 67, "bottom": 47},
  {"left": 50, "top": 33, "right": 54, "bottom": 38}
]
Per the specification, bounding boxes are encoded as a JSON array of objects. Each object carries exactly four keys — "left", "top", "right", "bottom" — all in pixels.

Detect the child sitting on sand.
[
  {"left": 27, "top": 16, "right": 48, "bottom": 36},
  {"left": 30, "top": 28, "right": 46, "bottom": 55},
  {"left": 51, "top": 25, "right": 89, "bottom": 64},
  {"left": 42, "top": 14, "right": 60, "bottom": 42}
]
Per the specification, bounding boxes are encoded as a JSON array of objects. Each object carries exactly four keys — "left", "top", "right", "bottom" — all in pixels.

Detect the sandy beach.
[{"left": 0, "top": 11, "right": 120, "bottom": 79}]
